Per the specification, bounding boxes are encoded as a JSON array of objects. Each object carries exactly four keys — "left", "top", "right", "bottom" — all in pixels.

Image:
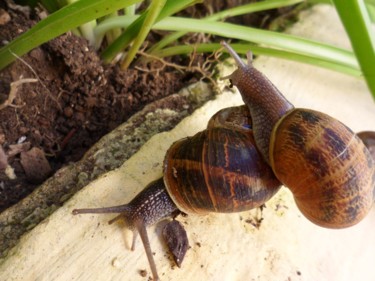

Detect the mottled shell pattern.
[
  {"left": 270, "top": 109, "right": 375, "bottom": 228},
  {"left": 221, "top": 41, "right": 375, "bottom": 228}
]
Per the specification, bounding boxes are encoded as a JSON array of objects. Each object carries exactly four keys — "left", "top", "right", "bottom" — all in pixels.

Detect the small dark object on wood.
[{"left": 162, "top": 220, "right": 189, "bottom": 268}]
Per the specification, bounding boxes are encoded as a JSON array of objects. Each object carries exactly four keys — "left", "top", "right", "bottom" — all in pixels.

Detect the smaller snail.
[
  {"left": 221, "top": 41, "right": 375, "bottom": 228},
  {"left": 73, "top": 105, "right": 281, "bottom": 281}
]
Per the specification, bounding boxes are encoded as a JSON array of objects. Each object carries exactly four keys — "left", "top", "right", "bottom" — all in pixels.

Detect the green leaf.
[
  {"left": 120, "top": 0, "right": 167, "bottom": 69},
  {"left": 148, "top": 0, "right": 305, "bottom": 53},
  {"left": 150, "top": 43, "right": 361, "bottom": 76},
  {"left": 0, "top": 0, "right": 142, "bottom": 70},
  {"left": 97, "top": 15, "right": 358, "bottom": 70},
  {"left": 100, "top": 0, "right": 200, "bottom": 63},
  {"left": 332, "top": 0, "right": 375, "bottom": 98}
]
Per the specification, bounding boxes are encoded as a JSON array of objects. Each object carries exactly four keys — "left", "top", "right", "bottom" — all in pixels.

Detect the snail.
[
  {"left": 73, "top": 104, "right": 281, "bottom": 281},
  {"left": 220, "top": 41, "right": 374, "bottom": 229},
  {"left": 72, "top": 42, "right": 375, "bottom": 280}
]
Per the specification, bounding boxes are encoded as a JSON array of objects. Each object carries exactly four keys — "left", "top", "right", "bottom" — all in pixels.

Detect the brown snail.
[
  {"left": 73, "top": 104, "right": 281, "bottom": 281},
  {"left": 72, "top": 42, "right": 375, "bottom": 280},
  {"left": 220, "top": 41, "right": 374, "bottom": 229}
]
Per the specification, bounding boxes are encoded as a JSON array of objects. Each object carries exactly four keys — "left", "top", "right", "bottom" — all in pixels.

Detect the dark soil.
[
  {"left": 0, "top": 3, "right": 195, "bottom": 212},
  {"left": 0, "top": 1, "right": 296, "bottom": 212}
]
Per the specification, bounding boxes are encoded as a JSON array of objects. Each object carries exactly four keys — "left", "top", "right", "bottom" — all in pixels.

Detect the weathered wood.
[{"left": 1, "top": 5, "right": 374, "bottom": 281}]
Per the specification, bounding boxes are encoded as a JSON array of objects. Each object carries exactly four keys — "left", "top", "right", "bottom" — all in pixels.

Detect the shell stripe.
[{"left": 166, "top": 158, "right": 278, "bottom": 213}]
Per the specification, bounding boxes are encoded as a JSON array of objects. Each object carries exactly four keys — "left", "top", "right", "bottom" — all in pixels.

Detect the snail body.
[{"left": 221, "top": 41, "right": 375, "bottom": 228}]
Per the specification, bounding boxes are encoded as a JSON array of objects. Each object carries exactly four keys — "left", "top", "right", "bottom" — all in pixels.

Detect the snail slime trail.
[{"left": 72, "top": 42, "right": 375, "bottom": 281}]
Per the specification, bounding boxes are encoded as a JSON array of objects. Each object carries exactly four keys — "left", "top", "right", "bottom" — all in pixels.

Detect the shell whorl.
[
  {"left": 163, "top": 127, "right": 281, "bottom": 214},
  {"left": 270, "top": 109, "right": 375, "bottom": 228},
  {"left": 163, "top": 106, "right": 281, "bottom": 214}
]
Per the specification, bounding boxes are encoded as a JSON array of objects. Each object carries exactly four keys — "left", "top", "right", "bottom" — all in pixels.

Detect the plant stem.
[
  {"left": 0, "top": 0, "right": 142, "bottom": 70},
  {"left": 120, "top": 0, "right": 167, "bottom": 69},
  {"left": 332, "top": 0, "right": 375, "bottom": 98}
]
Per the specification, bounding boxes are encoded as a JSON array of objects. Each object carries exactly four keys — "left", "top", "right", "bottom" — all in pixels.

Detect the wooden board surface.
[{"left": 1, "top": 4, "right": 375, "bottom": 281}]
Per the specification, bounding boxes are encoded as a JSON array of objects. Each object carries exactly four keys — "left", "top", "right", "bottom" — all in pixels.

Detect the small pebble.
[
  {"left": 0, "top": 9, "right": 11, "bottom": 25},
  {"left": 64, "top": 106, "right": 74, "bottom": 118},
  {"left": 111, "top": 257, "right": 121, "bottom": 268}
]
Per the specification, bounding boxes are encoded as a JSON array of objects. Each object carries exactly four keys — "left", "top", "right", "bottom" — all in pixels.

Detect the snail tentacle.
[{"left": 73, "top": 178, "right": 177, "bottom": 281}]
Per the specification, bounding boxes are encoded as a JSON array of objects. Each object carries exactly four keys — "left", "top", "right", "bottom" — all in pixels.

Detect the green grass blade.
[
  {"left": 100, "top": 0, "right": 200, "bottom": 63},
  {"left": 150, "top": 43, "right": 361, "bottom": 76},
  {"left": 97, "top": 15, "right": 357, "bottom": 70},
  {"left": 205, "top": 0, "right": 304, "bottom": 21},
  {"left": 149, "top": 0, "right": 304, "bottom": 53},
  {"left": 0, "top": 0, "right": 142, "bottom": 70},
  {"left": 365, "top": 0, "right": 375, "bottom": 21},
  {"left": 332, "top": 0, "right": 375, "bottom": 98},
  {"left": 164, "top": 17, "right": 357, "bottom": 68},
  {"left": 120, "top": 0, "right": 167, "bottom": 69},
  {"left": 100, "top": 14, "right": 148, "bottom": 62},
  {"left": 125, "top": 4, "right": 137, "bottom": 15},
  {"left": 39, "top": 0, "right": 60, "bottom": 12}
]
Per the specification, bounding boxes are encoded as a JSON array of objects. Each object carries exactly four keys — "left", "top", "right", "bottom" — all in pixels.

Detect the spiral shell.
[
  {"left": 270, "top": 108, "right": 375, "bottom": 228},
  {"left": 221, "top": 41, "right": 375, "bottom": 228},
  {"left": 163, "top": 106, "right": 281, "bottom": 214}
]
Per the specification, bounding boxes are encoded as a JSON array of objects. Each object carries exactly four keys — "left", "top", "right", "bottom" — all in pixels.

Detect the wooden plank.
[{"left": 1, "top": 4, "right": 374, "bottom": 281}]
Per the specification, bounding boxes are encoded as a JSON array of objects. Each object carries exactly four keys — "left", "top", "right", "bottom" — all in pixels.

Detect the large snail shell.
[
  {"left": 270, "top": 108, "right": 375, "bottom": 228},
  {"left": 163, "top": 106, "right": 281, "bottom": 214}
]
